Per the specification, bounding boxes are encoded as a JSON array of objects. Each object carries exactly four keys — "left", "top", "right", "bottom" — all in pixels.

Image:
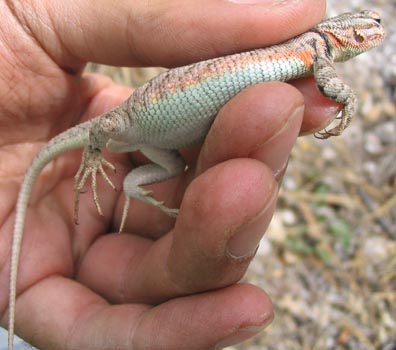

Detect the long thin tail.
[{"left": 8, "top": 119, "right": 93, "bottom": 350}]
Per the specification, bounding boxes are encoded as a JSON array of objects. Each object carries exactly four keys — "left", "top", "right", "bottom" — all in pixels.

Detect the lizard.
[{"left": 7, "top": 10, "right": 385, "bottom": 350}]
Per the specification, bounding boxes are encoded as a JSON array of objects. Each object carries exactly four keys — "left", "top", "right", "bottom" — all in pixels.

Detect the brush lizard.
[{"left": 8, "top": 10, "right": 385, "bottom": 350}]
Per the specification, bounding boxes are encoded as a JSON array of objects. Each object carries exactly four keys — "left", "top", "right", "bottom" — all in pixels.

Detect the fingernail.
[
  {"left": 226, "top": 186, "right": 277, "bottom": 259},
  {"left": 215, "top": 322, "right": 273, "bottom": 349},
  {"left": 300, "top": 109, "right": 341, "bottom": 137},
  {"left": 251, "top": 105, "right": 303, "bottom": 179}
]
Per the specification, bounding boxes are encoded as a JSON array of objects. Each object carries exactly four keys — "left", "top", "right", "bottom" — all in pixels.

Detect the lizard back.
[{"left": 127, "top": 34, "right": 317, "bottom": 148}]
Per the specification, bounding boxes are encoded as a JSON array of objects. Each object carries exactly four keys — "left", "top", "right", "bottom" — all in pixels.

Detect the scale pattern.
[{"left": 129, "top": 37, "right": 315, "bottom": 148}]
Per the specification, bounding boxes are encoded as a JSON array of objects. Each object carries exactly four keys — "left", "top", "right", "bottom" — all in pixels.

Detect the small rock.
[
  {"left": 375, "top": 121, "right": 396, "bottom": 144},
  {"left": 362, "top": 237, "right": 392, "bottom": 263},
  {"left": 282, "top": 209, "right": 298, "bottom": 226},
  {"left": 364, "top": 132, "right": 383, "bottom": 155}
]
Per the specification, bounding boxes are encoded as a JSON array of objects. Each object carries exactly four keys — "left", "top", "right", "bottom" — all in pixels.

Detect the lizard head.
[{"left": 315, "top": 10, "right": 386, "bottom": 62}]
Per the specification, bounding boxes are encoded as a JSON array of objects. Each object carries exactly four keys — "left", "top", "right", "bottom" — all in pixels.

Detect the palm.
[{"left": 0, "top": 46, "right": 133, "bottom": 291}]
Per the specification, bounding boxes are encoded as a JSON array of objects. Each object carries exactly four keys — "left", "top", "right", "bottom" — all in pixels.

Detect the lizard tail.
[{"left": 8, "top": 119, "right": 92, "bottom": 350}]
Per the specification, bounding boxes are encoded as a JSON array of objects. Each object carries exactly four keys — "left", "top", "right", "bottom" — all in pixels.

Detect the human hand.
[{"left": 0, "top": 0, "right": 339, "bottom": 348}]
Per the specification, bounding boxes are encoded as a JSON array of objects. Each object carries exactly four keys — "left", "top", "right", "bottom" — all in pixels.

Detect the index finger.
[{"left": 12, "top": 0, "right": 326, "bottom": 69}]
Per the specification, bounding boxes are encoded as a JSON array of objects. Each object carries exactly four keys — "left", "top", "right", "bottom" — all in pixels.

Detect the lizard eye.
[{"left": 353, "top": 29, "right": 365, "bottom": 43}]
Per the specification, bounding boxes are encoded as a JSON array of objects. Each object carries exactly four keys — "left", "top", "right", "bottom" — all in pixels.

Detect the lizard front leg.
[{"left": 313, "top": 56, "right": 357, "bottom": 139}]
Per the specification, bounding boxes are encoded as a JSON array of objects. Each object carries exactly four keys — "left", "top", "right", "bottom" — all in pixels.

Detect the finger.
[
  {"left": 77, "top": 82, "right": 303, "bottom": 303},
  {"left": 129, "top": 283, "right": 273, "bottom": 349},
  {"left": 6, "top": 276, "right": 272, "bottom": 349},
  {"left": 19, "top": 0, "right": 325, "bottom": 69}
]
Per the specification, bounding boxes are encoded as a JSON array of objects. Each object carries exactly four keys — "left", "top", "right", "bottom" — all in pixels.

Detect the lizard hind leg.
[
  {"left": 74, "top": 147, "right": 116, "bottom": 224},
  {"left": 119, "top": 147, "right": 185, "bottom": 232}
]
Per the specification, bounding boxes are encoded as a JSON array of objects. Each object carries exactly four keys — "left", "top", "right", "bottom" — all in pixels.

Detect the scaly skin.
[{"left": 8, "top": 10, "right": 385, "bottom": 350}]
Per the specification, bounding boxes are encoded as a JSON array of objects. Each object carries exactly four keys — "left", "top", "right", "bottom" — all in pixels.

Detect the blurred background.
[
  {"left": 231, "top": 1, "right": 396, "bottom": 348},
  {"left": 2, "top": 0, "right": 395, "bottom": 349}
]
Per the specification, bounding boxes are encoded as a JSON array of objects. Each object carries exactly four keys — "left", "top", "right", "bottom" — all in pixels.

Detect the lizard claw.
[
  {"left": 315, "top": 129, "right": 331, "bottom": 139},
  {"left": 315, "top": 126, "right": 344, "bottom": 139},
  {"left": 118, "top": 189, "right": 179, "bottom": 233},
  {"left": 74, "top": 147, "right": 116, "bottom": 224}
]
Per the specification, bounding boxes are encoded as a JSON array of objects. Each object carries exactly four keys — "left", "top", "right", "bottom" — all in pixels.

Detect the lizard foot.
[
  {"left": 74, "top": 147, "right": 116, "bottom": 224},
  {"left": 315, "top": 125, "right": 345, "bottom": 139},
  {"left": 119, "top": 188, "right": 179, "bottom": 233}
]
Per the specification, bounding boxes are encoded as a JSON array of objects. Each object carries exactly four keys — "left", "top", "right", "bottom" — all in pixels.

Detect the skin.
[{"left": 0, "top": 0, "right": 340, "bottom": 348}]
